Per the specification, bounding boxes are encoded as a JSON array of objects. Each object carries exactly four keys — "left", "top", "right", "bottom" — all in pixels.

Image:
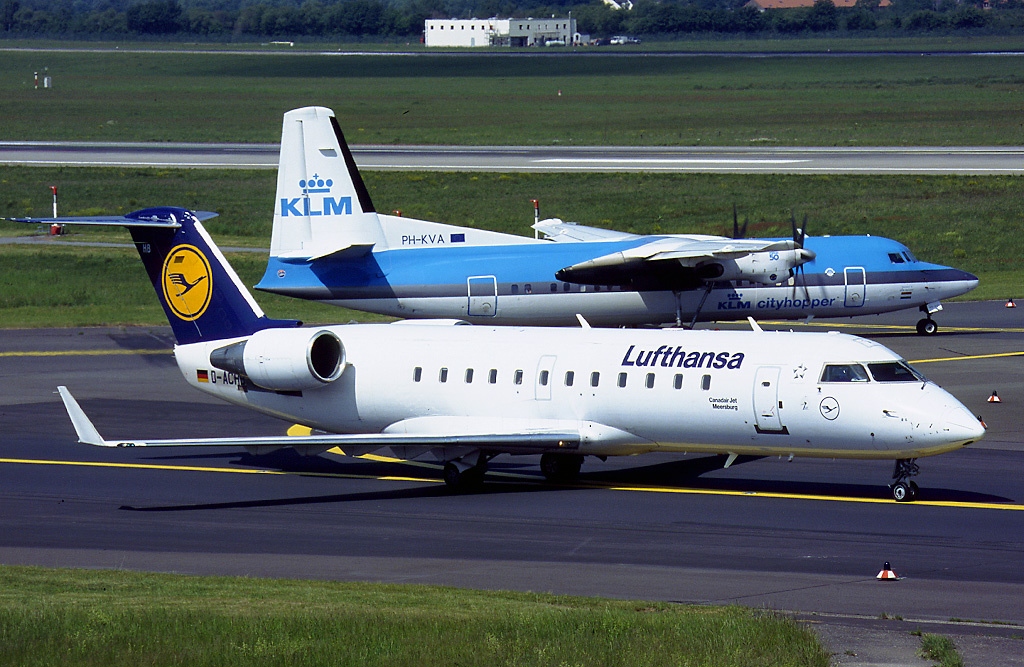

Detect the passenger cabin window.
[
  {"left": 511, "top": 285, "right": 519, "bottom": 295},
  {"left": 565, "top": 371, "right": 574, "bottom": 386},
  {"left": 550, "top": 283, "right": 558, "bottom": 293},
  {"left": 465, "top": 368, "right": 474, "bottom": 383},
  {"left": 514, "top": 369, "right": 524, "bottom": 385},
  {"left": 888, "top": 253, "right": 905, "bottom": 264},
  {"left": 488, "top": 369, "right": 498, "bottom": 384},
  {"left": 646, "top": 373, "right": 655, "bottom": 389},
  {"left": 701, "top": 374, "right": 711, "bottom": 390},
  {"left": 590, "top": 371, "right": 600, "bottom": 387},
  {"left": 673, "top": 374, "right": 683, "bottom": 390},
  {"left": 564, "top": 283, "right": 571, "bottom": 292},
  {"left": 617, "top": 372, "right": 627, "bottom": 388},
  {"left": 819, "top": 364, "right": 869, "bottom": 383},
  {"left": 413, "top": 367, "right": 422, "bottom": 382},
  {"left": 525, "top": 284, "right": 533, "bottom": 294},
  {"left": 439, "top": 368, "right": 448, "bottom": 383},
  {"left": 868, "top": 361, "right": 924, "bottom": 383},
  {"left": 539, "top": 370, "right": 549, "bottom": 386}
]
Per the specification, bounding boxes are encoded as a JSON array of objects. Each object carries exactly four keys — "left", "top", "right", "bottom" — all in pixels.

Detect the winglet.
[
  {"left": 747, "top": 316, "right": 764, "bottom": 333},
  {"left": 575, "top": 313, "right": 591, "bottom": 329},
  {"left": 57, "top": 386, "right": 109, "bottom": 446}
]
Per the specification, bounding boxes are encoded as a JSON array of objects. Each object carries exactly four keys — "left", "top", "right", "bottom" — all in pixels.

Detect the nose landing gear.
[{"left": 890, "top": 458, "right": 920, "bottom": 502}]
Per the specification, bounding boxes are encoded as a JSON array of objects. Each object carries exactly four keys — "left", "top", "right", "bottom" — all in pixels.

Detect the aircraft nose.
[
  {"left": 958, "top": 269, "right": 979, "bottom": 289},
  {"left": 942, "top": 403, "right": 986, "bottom": 444}
]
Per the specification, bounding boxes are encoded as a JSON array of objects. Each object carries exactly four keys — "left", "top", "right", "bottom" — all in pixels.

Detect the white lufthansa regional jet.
[{"left": 11, "top": 207, "right": 984, "bottom": 500}]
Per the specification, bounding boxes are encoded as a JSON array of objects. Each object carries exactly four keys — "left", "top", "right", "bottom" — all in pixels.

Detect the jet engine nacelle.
[
  {"left": 209, "top": 328, "right": 346, "bottom": 391},
  {"left": 698, "top": 247, "right": 814, "bottom": 286}
]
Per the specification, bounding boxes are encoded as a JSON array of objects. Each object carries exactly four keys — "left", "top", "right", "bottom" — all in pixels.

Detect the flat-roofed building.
[{"left": 425, "top": 17, "right": 578, "bottom": 47}]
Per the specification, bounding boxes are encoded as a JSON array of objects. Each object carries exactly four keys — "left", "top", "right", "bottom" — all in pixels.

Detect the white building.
[{"left": 424, "top": 17, "right": 578, "bottom": 48}]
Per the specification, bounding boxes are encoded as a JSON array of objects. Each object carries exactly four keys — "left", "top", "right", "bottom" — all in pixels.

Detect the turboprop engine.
[
  {"left": 209, "top": 328, "right": 346, "bottom": 391},
  {"left": 695, "top": 245, "right": 816, "bottom": 285}
]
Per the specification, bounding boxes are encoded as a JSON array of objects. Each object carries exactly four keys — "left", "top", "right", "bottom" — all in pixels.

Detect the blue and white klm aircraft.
[
  {"left": 10, "top": 207, "right": 983, "bottom": 500},
  {"left": 255, "top": 107, "right": 977, "bottom": 334}
]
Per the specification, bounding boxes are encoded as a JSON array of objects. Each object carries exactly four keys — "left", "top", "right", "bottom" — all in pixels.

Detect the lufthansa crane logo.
[{"left": 162, "top": 244, "right": 212, "bottom": 321}]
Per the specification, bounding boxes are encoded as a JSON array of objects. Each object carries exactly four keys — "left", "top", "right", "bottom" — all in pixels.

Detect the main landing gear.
[
  {"left": 540, "top": 453, "right": 584, "bottom": 483},
  {"left": 890, "top": 458, "right": 920, "bottom": 502},
  {"left": 442, "top": 454, "right": 493, "bottom": 492}
]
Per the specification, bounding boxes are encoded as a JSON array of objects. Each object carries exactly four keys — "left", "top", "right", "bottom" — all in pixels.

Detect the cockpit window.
[
  {"left": 903, "top": 250, "right": 917, "bottom": 263},
  {"left": 868, "top": 361, "right": 925, "bottom": 383},
  {"left": 820, "top": 364, "right": 870, "bottom": 383},
  {"left": 888, "top": 252, "right": 905, "bottom": 264}
]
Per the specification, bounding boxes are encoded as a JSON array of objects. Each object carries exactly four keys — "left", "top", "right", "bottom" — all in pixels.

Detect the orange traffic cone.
[
  {"left": 988, "top": 391, "right": 1002, "bottom": 404},
  {"left": 876, "top": 562, "right": 899, "bottom": 581},
  {"left": 1006, "top": 298, "right": 1016, "bottom": 309}
]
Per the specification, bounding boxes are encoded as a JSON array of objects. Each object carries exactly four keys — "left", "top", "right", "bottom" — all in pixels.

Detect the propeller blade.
[{"left": 732, "top": 205, "right": 749, "bottom": 239}]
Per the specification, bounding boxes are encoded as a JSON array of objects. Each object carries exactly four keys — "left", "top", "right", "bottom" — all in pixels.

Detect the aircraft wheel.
[
  {"left": 892, "top": 482, "right": 915, "bottom": 502},
  {"left": 442, "top": 462, "right": 486, "bottom": 492},
  {"left": 916, "top": 318, "right": 938, "bottom": 336},
  {"left": 909, "top": 481, "right": 919, "bottom": 498},
  {"left": 540, "top": 453, "right": 584, "bottom": 482}
]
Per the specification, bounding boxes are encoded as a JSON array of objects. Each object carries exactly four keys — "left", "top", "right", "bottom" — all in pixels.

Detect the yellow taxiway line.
[
  {"left": 910, "top": 351, "right": 1024, "bottom": 364},
  {"left": 3, "top": 455, "right": 1021, "bottom": 511}
]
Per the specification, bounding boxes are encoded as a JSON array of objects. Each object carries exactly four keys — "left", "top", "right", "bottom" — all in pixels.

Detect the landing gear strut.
[{"left": 890, "top": 458, "right": 920, "bottom": 502}]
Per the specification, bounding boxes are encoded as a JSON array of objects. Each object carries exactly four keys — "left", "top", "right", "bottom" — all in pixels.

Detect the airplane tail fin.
[
  {"left": 270, "top": 106, "right": 386, "bottom": 260},
  {"left": 8, "top": 207, "right": 299, "bottom": 345}
]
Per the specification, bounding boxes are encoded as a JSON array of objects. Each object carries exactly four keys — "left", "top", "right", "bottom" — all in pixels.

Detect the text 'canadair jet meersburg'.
[
  {"left": 255, "top": 107, "right": 977, "bottom": 334},
  {"left": 9, "top": 208, "right": 984, "bottom": 501}
]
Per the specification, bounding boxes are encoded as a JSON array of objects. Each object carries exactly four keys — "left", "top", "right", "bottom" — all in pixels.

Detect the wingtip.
[{"left": 56, "top": 386, "right": 109, "bottom": 446}]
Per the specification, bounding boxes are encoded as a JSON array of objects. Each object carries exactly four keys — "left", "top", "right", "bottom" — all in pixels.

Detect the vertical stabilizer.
[
  {"left": 270, "top": 106, "right": 386, "bottom": 259},
  {"left": 126, "top": 208, "right": 299, "bottom": 345}
]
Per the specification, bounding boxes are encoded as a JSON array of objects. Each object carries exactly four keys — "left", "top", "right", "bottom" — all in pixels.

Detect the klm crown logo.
[{"left": 280, "top": 172, "right": 352, "bottom": 217}]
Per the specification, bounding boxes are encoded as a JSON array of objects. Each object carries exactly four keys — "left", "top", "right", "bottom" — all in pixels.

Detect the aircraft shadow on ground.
[{"left": 124, "top": 450, "right": 1013, "bottom": 510}]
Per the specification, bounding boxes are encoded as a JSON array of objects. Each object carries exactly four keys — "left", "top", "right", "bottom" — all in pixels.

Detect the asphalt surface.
[
  {"left": 1, "top": 301, "right": 1023, "bottom": 665},
  {"left": 4, "top": 142, "right": 1024, "bottom": 174}
]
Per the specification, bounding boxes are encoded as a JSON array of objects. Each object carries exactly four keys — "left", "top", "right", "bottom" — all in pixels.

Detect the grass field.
[
  {"left": 0, "top": 565, "right": 829, "bottom": 667},
  {"left": 2, "top": 49, "right": 1024, "bottom": 145}
]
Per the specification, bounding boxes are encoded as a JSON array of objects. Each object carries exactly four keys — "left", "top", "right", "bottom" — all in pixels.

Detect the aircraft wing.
[
  {"left": 532, "top": 218, "right": 640, "bottom": 242},
  {"left": 58, "top": 387, "right": 581, "bottom": 454},
  {"left": 556, "top": 235, "right": 811, "bottom": 288}
]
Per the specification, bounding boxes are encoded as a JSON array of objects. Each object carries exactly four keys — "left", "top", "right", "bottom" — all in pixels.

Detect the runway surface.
[
  {"left": 4, "top": 142, "right": 1024, "bottom": 174},
  {"left": 2, "top": 302, "right": 1023, "bottom": 664}
]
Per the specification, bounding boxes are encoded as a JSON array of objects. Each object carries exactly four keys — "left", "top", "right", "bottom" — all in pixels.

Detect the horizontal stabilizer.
[
  {"left": 4, "top": 208, "right": 217, "bottom": 228},
  {"left": 275, "top": 242, "right": 376, "bottom": 263}
]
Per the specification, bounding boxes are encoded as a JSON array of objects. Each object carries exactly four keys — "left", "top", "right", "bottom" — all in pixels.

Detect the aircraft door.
[
  {"left": 535, "top": 355, "right": 556, "bottom": 401},
  {"left": 467, "top": 275, "right": 497, "bottom": 317},
  {"left": 844, "top": 267, "right": 866, "bottom": 308},
  {"left": 753, "top": 366, "right": 785, "bottom": 433}
]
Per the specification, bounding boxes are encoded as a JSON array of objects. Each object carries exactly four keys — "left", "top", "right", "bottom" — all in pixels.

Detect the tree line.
[{"left": 2, "top": 0, "right": 1023, "bottom": 39}]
